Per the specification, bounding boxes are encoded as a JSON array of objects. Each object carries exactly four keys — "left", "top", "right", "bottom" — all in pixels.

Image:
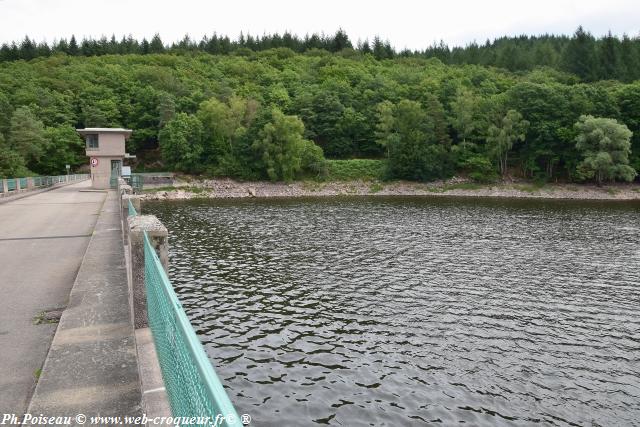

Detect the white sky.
[{"left": 0, "top": 0, "right": 639, "bottom": 50}]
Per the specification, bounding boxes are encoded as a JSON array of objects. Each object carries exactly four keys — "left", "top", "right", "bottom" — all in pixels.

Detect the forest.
[{"left": 0, "top": 27, "right": 638, "bottom": 184}]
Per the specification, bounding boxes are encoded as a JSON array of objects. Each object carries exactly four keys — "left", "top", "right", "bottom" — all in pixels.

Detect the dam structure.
[{"left": 0, "top": 159, "right": 240, "bottom": 425}]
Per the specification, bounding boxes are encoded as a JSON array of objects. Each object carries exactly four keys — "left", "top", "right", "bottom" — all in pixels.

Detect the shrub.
[{"left": 461, "top": 155, "right": 498, "bottom": 183}]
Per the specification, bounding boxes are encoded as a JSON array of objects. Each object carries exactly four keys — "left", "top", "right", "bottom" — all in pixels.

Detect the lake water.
[{"left": 146, "top": 196, "right": 640, "bottom": 426}]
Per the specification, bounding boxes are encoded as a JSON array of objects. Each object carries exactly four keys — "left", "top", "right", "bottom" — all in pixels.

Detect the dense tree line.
[
  {"left": 0, "top": 40, "right": 638, "bottom": 183},
  {"left": 2, "top": 27, "right": 640, "bottom": 81}
]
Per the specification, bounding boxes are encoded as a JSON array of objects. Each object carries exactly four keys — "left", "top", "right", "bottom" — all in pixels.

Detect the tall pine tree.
[{"left": 562, "top": 26, "right": 597, "bottom": 81}]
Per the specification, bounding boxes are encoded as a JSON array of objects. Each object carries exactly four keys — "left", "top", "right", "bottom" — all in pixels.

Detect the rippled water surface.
[{"left": 146, "top": 197, "right": 640, "bottom": 426}]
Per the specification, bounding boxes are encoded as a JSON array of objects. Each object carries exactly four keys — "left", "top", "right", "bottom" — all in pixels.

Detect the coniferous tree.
[
  {"left": 108, "top": 35, "right": 118, "bottom": 54},
  {"left": 55, "top": 39, "right": 69, "bottom": 55},
  {"left": 20, "top": 36, "right": 37, "bottom": 60},
  {"left": 331, "top": 28, "right": 352, "bottom": 52},
  {"left": 619, "top": 35, "right": 639, "bottom": 82},
  {"left": 562, "top": 26, "right": 597, "bottom": 81},
  {"left": 0, "top": 27, "right": 638, "bottom": 84},
  {"left": 372, "top": 37, "right": 385, "bottom": 60},
  {"left": 149, "top": 34, "right": 164, "bottom": 53},
  {"left": 360, "top": 39, "right": 371, "bottom": 54},
  {"left": 68, "top": 35, "right": 79, "bottom": 55},
  {"left": 598, "top": 31, "right": 621, "bottom": 80}
]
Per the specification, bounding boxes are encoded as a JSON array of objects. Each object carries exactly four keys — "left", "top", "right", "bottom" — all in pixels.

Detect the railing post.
[
  {"left": 127, "top": 215, "right": 168, "bottom": 329},
  {"left": 15, "top": 178, "right": 21, "bottom": 192},
  {"left": 2, "top": 179, "right": 7, "bottom": 193},
  {"left": 118, "top": 178, "right": 131, "bottom": 195},
  {"left": 27, "top": 177, "right": 34, "bottom": 189},
  {"left": 121, "top": 194, "right": 140, "bottom": 239}
]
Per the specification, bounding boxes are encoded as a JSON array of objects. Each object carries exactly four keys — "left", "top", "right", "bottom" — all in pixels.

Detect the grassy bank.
[{"left": 325, "top": 159, "right": 386, "bottom": 181}]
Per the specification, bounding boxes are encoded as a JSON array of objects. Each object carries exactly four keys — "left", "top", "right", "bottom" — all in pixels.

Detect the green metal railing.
[
  {"left": 142, "top": 232, "right": 240, "bottom": 426},
  {"left": 128, "top": 199, "right": 138, "bottom": 217},
  {"left": 123, "top": 172, "right": 174, "bottom": 193},
  {"left": 1, "top": 174, "right": 89, "bottom": 193},
  {"left": 130, "top": 174, "right": 144, "bottom": 192}
]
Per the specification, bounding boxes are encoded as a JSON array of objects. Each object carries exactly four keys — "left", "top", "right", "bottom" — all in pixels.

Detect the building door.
[
  {"left": 110, "top": 160, "right": 122, "bottom": 189},
  {"left": 111, "top": 160, "right": 122, "bottom": 177}
]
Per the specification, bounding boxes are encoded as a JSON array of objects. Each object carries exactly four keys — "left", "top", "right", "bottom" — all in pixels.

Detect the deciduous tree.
[
  {"left": 158, "top": 113, "right": 204, "bottom": 172},
  {"left": 574, "top": 115, "right": 636, "bottom": 184},
  {"left": 253, "top": 108, "right": 318, "bottom": 181},
  {"left": 8, "top": 106, "right": 47, "bottom": 168},
  {"left": 487, "top": 110, "right": 529, "bottom": 176}
]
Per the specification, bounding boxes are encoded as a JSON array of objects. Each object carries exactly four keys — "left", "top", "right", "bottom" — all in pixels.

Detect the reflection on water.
[{"left": 146, "top": 197, "right": 640, "bottom": 426}]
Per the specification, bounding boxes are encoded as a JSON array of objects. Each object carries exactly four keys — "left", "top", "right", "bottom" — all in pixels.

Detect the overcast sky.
[{"left": 1, "top": 0, "right": 639, "bottom": 50}]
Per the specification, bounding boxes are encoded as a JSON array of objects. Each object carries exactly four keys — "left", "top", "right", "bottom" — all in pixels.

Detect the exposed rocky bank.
[{"left": 140, "top": 177, "right": 640, "bottom": 201}]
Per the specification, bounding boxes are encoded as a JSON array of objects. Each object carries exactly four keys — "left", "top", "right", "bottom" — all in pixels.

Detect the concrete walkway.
[
  {"left": 25, "top": 189, "right": 142, "bottom": 422},
  {"left": 0, "top": 180, "right": 105, "bottom": 414}
]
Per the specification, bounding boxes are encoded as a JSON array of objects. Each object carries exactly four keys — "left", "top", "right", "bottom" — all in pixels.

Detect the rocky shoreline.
[{"left": 139, "top": 177, "right": 640, "bottom": 201}]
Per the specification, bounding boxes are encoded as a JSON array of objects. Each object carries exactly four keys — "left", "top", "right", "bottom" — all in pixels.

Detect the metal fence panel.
[
  {"left": 1, "top": 174, "right": 89, "bottom": 194},
  {"left": 143, "top": 232, "right": 241, "bottom": 426}
]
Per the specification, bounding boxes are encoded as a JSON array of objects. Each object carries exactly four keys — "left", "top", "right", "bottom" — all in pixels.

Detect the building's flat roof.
[{"left": 77, "top": 128, "right": 133, "bottom": 137}]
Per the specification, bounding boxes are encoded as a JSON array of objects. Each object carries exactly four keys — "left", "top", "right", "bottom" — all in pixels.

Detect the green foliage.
[
  {"left": 369, "top": 182, "right": 384, "bottom": 193},
  {"left": 158, "top": 113, "right": 204, "bottom": 172},
  {"left": 299, "top": 139, "right": 327, "bottom": 178},
  {"left": 325, "top": 159, "right": 385, "bottom": 181},
  {"left": 562, "top": 26, "right": 598, "bottom": 82},
  {"left": 2, "top": 28, "right": 640, "bottom": 82},
  {"left": 616, "top": 83, "right": 640, "bottom": 172},
  {"left": 0, "top": 93, "right": 12, "bottom": 136},
  {"left": 0, "top": 35, "right": 638, "bottom": 183},
  {"left": 450, "top": 87, "right": 478, "bottom": 146},
  {"left": 378, "top": 100, "right": 452, "bottom": 181},
  {"left": 79, "top": 86, "right": 121, "bottom": 128},
  {"left": 0, "top": 133, "right": 30, "bottom": 178},
  {"left": 8, "top": 106, "right": 47, "bottom": 170},
  {"left": 487, "top": 110, "right": 529, "bottom": 176},
  {"left": 505, "top": 82, "right": 575, "bottom": 178},
  {"left": 374, "top": 101, "right": 394, "bottom": 157},
  {"left": 39, "top": 125, "right": 84, "bottom": 174},
  {"left": 460, "top": 155, "right": 498, "bottom": 183},
  {"left": 197, "top": 96, "right": 259, "bottom": 167},
  {"left": 574, "top": 115, "right": 636, "bottom": 184},
  {"left": 296, "top": 90, "right": 350, "bottom": 157},
  {"left": 252, "top": 108, "right": 314, "bottom": 181}
]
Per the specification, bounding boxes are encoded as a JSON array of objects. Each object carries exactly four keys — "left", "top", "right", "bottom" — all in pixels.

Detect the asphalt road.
[{"left": 0, "top": 181, "right": 106, "bottom": 414}]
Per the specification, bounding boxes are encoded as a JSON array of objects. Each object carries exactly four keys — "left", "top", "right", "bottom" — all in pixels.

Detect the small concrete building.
[{"left": 77, "top": 128, "right": 133, "bottom": 189}]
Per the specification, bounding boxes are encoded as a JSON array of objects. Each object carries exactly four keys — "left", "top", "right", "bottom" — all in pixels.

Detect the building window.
[{"left": 86, "top": 134, "right": 99, "bottom": 150}]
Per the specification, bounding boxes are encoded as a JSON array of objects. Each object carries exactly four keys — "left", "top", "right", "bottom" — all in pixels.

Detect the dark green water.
[{"left": 146, "top": 196, "right": 640, "bottom": 426}]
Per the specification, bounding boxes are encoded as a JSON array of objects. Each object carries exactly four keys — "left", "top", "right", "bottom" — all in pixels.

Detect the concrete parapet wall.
[
  {"left": 119, "top": 183, "right": 173, "bottom": 421},
  {"left": 127, "top": 215, "right": 168, "bottom": 330},
  {"left": 121, "top": 194, "right": 141, "bottom": 239}
]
